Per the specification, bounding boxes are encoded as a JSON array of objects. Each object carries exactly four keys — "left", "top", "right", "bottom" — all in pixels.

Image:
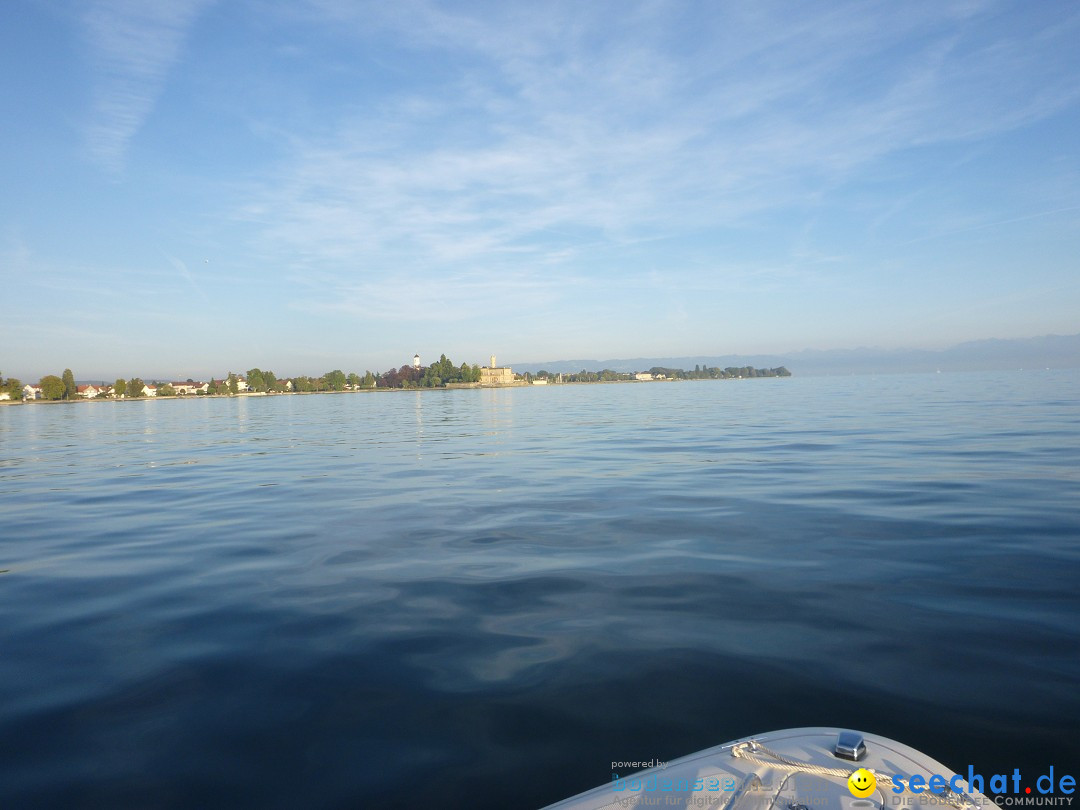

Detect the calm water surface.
[{"left": 1, "top": 372, "right": 1078, "bottom": 808}]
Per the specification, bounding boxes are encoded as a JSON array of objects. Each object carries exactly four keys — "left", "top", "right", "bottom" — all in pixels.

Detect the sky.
[{"left": 2, "top": 0, "right": 1079, "bottom": 381}]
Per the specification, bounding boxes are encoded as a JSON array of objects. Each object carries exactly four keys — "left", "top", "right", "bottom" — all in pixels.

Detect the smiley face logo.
[{"left": 848, "top": 768, "right": 877, "bottom": 798}]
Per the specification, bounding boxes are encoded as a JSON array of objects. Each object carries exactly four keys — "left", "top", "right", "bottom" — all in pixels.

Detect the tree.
[
  {"left": 40, "top": 375, "right": 65, "bottom": 400},
  {"left": 62, "top": 368, "right": 76, "bottom": 400},
  {"left": 1, "top": 372, "right": 22, "bottom": 399},
  {"left": 157, "top": 383, "right": 177, "bottom": 397},
  {"left": 128, "top": 378, "right": 145, "bottom": 397},
  {"left": 325, "top": 369, "right": 346, "bottom": 391},
  {"left": 227, "top": 373, "right": 238, "bottom": 395},
  {"left": 361, "top": 371, "right": 375, "bottom": 388},
  {"left": 263, "top": 370, "right": 277, "bottom": 391},
  {"left": 113, "top": 378, "right": 127, "bottom": 398},
  {"left": 246, "top": 368, "right": 267, "bottom": 392}
]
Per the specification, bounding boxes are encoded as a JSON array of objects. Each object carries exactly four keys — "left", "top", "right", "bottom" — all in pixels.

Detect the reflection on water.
[{"left": 0, "top": 372, "right": 1078, "bottom": 808}]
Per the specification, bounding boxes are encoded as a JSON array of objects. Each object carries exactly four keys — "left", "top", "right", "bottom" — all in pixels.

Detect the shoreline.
[{"left": 0, "top": 375, "right": 787, "bottom": 407}]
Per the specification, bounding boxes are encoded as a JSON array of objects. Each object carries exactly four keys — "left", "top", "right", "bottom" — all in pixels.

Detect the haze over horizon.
[{"left": 3, "top": 1, "right": 1079, "bottom": 380}]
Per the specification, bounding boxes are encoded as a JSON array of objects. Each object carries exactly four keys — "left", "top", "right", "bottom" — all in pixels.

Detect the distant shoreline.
[{"left": 0, "top": 374, "right": 793, "bottom": 407}]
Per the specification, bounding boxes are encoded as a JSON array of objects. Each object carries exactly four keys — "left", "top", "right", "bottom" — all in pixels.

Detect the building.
[
  {"left": 634, "top": 373, "right": 654, "bottom": 381},
  {"left": 479, "top": 354, "right": 517, "bottom": 386},
  {"left": 209, "top": 377, "right": 248, "bottom": 393},
  {"left": 413, "top": 354, "right": 421, "bottom": 369},
  {"left": 171, "top": 382, "right": 209, "bottom": 395}
]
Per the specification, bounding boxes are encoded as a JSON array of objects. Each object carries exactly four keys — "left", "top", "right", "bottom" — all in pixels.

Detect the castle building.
[{"left": 479, "top": 353, "right": 516, "bottom": 386}]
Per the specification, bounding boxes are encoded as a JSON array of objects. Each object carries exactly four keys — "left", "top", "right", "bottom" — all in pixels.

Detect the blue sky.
[{"left": 2, "top": 0, "right": 1079, "bottom": 380}]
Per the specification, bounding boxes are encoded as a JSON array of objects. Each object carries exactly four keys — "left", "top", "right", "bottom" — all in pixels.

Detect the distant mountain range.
[{"left": 514, "top": 333, "right": 1080, "bottom": 376}]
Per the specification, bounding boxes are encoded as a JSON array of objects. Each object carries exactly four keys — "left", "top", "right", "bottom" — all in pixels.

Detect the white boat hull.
[{"left": 542, "top": 727, "right": 997, "bottom": 810}]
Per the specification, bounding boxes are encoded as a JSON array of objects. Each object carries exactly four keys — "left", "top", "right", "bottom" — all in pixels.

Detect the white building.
[{"left": 171, "top": 382, "right": 209, "bottom": 395}]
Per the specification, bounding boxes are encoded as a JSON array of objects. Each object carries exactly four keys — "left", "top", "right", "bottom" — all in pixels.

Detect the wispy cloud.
[
  {"left": 80, "top": 0, "right": 210, "bottom": 174},
  {"left": 1, "top": 226, "right": 33, "bottom": 274},
  {"left": 237, "top": 1, "right": 1080, "bottom": 315},
  {"left": 292, "top": 267, "right": 581, "bottom": 322},
  {"left": 163, "top": 252, "right": 210, "bottom": 303},
  {"left": 895, "top": 204, "right": 1080, "bottom": 247}
]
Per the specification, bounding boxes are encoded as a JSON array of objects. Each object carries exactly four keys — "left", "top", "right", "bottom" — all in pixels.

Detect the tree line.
[
  {"left": 536, "top": 369, "right": 633, "bottom": 382},
  {"left": 1, "top": 368, "right": 78, "bottom": 401},
  {"left": 531, "top": 365, "right": 792, "bottom": 382},
  {"left": 4, "top": 359, "right": 791, "bottom": 402},
  {"left": 646, "top": 365, "right": 791, "bottom": 379},
  {"left": 4, "top": 355, "right": 488, "bottom": 401}
]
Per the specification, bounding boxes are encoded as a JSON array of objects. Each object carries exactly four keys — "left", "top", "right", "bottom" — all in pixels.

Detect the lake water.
[{"left": 1, "top": 372, "right": 1078, "bottom": 809}]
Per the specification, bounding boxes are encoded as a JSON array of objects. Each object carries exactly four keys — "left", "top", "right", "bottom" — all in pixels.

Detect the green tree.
[
  {"left": 325, "top": 369, "right": 346, "bottom": 391},
  {"left": 157, "top": 383, "right": 177, "bottom": 397},
  {"left": 113, "top": 378, "right": 127, "bottom": 398},
  {"left": 361, "top": 371, "right": 375, "bottom": 388},
  {"left": 263, "top": 370, "right": 277, "bottom": 391},
  {"left": 40, "top": 375, "right": 65, "bottom": 400},
  {"left": 246, "top": 368, "right": 267, "bottom": 392},
  {"left": 1, "top": 373, "right": 22, "bottom": 399},
  {"left": 62, "top": 368, "right": 76, "bottom": 400},
  {"left": 227, "top": 373, "right": 238, "bottom": 395},
  {"left": 347, "top": 372, "right": 360, "bottom": 389},
  {"left": 128, "top": 378, "right": 145, "bottom": 397}
]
